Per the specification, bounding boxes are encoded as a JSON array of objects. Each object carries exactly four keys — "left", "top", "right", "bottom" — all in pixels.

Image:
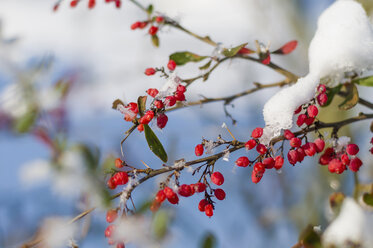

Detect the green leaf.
[
  {"left": 152, "top": 210, "right": 169, "bottom": 240},
  {"left": 143, "top": 124, "right": 168, "bottom": 162},
  {"left": 323, "top": 85, "right": 342, "bottom": 107},
  {"left": 14, "top": 110, "right": 37, "bottom": 133},
  {"left": 222, "top": 43, "right": 247, "bottom": 57},
  {"left": 199, "top": 60, "right": 212, "bottom": 70},
  {"left": 112, "top": 99, "right": 125, "bottom": 110},
  {"left": 299, "top": 225, "right": 322, "bottom": 248},
  {"left": 146, "top": 4, "right": 154, "bottom": 15},
  {"left": 137, "top": 96, "right": 147, "bottom": 117},
  {"left": 151, "top": 35, "right": 159, "bottom": 47},
  {"left": 363, "top": 193, "right": 373, "bottom": 207},
  {"left": 169, "top": 52, "right": 208, "bottom": 66},
  {"left": 200, "top": 233, "right": 216, "bottom": 248},
  {"left": 353, "top": 76, "right": 373, "bottom": 87},
  {"left": 338, "top": 83, "right": 359, "bottom": 110}
]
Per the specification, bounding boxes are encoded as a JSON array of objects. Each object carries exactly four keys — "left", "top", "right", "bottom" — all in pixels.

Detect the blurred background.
[{"left": 1, "top": 0, "right": 373, "bottom": 247}]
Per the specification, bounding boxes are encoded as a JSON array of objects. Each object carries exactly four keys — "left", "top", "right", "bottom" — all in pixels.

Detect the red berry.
[
  {"left": 176, "top": 84, "right": 186, "bottom": 93},
  {"left": 198, "top": 199, "right": 208, "bottom": 212},
  {"left": 245, "top": 139, "right": 257, "bottom": 150},
  {"left": 88, "top": 0, "right": 95, "bottom": 9},
  {"left": 115, "top": 158, "right": 123, "bottom": 168},
  {"left": 127, "top": 102, "right": 138, "bottom": 114},
  {"left": 371, "top": 137, "right": 373, "bottom": 144},
  {"left": 211, "top": 172, "right": 224, "bottom": 186},
  {"left": 328, "top": 158, "right": 345, "bottom": 174},
  {"left": 278, "top": 40, "right": 298, "bottom": 54},
  {"left": 294, "top": 106, "right": 302, "bottom": 114},
  {"left": 314, "top": 138, "right": 325, "bottom": 153},
  {"left": 108, "top": 239, "right": 115, "bottom": 245},
  {"left": 256, "top": 144, "right": 267, "bottom": 155},
  {"left": 139, "top": 22, "right": 148, "bottom": 29},
  {"left": 235, "top": 156, "right": 250, "bottom": 167},
  {"left": 204, "top": 204, "right": 214, "bottom": 217},
  {"left": 296, "top": 148, "right": 305, "bottom": 162},
  {"left": 105, "top": 225, "right": 115, "bottom": 238},
  {"left": 252, "top": 163, "right": 265, "bottom": 183},
  {"left": 251, "top": 169, "right": 263, "bottom": 183},
  {"left": 137, "top": 124, "right": 144, "bottom": 132},
  {"left": 154, "top": 100, "right": 164, "bottom": 109},
  {"left": 303, "top": 142, "right": 317, "bottom": 157},
  {"left": 238, "top": 47, "right": 254, "bottom": 55},
  {"left": 189, "top": 184, "right": 195, "bottom": 196},
  {"left": 163, "top": 187, "right": 174, "bottom": 198},
  {"left": 167, "top": 60, "right": 177, "bottom": 71},
  {"left": 341, "top": 154, "right": 350, "bottom": 165},
  {"left": 155, "top": 190, "right": 166, "bottom": 203},
  {"left": 261, "top": 54, "right": 271, "bottom": 65},
  {"left": 290, "top": 137, "right": 302, "bottom": 148},
  {"left": 194, "top": 182, "right": 206, "bottom": 193},
  {"left": 214, "top": 188, "right": 226, "bottom": 200},
  {"left": 305, "top": 117, "right": 315, "bottom": 126},
  {"left": 195, "top": 144, "right": 204, "bottom": 156},
  {"left": 148, "top": 26, "right": 158, "bottom": 36},
  {"left": 274, "top": 156, "right": 284, "bottom": 170},
  {"left": 297, "top": 114, "right": 307, "bottom": 126},
  {"left": 70, "top": 0, "right": 78, "bottom": 7},
  {"left": 178, "top": 184, "right": 192, "bottom": 197},
  {"left": 115, "top": 0, "right": 121, "bottom": 8},
  {"left": 349, "top": 157, "right": 363, "bottom": 172},
  {"left": 155, "top": 16, "right": 164, "bottom": 23},
  {"left": 53, "top": 3, "right": 60, "bottom": 11},
  {"left": 317, "top": 84, "right": 326, "bottom": 94},
  {"left": 165, "top": 96, "right": 176, "bottom": 107},
  {"left": 284, "top": 129, "right": 295, "bottom": 140},
  {"left": 251, "top": 127, "right": 263, "bottom": 139},
  {"left": 167, "top": 193, "right": 179, "bottom": 205},
  {"left": 370, "top": 147, "right": 373, "bottom": 154},
  {"left": 106, "top": 209, "right": 118, "bottom": 223},
  {"left": 319, "top": 148, "right": 334, "bottom": 165},
  {"left": 113, "top": 172, "right": 128, "bottom": 185},
  {"left": 174, "top": 91, "right": 185, "bottom": 101},
  {"left": 263, "top": 157, "right": 275, "bottom": 169},
  {"left": 307, "top": 105, "right": 318, "bottom": 118},
  {"left": 139, "top": 110, "right": 155, "bottom": 125},
  {"left": 116, "top": 242, "right": 125, "bottom": 248},
  {"left": 107, "top": 177, "right": 116, "bottom": 189},
  {"left": 145, "top": 68, "right": 156, "bottom": 76},
  {"left": 287, "top": 150, "right": 299, "bottom": 165},
  {"left": 146, "top": 88, "right": 159, "bottom": 98},
  {"left": 317, "top": 93, "right": 328, "bottom": 106},
  {"left": 156, "top": 114, "right": 168, "bottom": 129},
  {"left": 131, "top": 21, "right": 141, "bottom": 30},
  {"left": 346, "top": 144, "right": 359, "bottom": 156}
]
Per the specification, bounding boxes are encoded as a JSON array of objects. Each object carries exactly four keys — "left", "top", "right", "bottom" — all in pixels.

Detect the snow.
[
  {"left": 19, "top": 159, "right": 51, "bottom": 187},
  {"left": 41, "top": 217, "right": 77, "bottom": 248},
  {"left": 322, "top": 198, "right": 373, "bottom": 247},
  {"left": 261, "top": 0, "right": 373, "bottom": 144}
]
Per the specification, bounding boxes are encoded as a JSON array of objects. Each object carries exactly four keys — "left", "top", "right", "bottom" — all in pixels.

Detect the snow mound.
[{"left": 261, "top": 0, "right": 373, "bottom": 144}]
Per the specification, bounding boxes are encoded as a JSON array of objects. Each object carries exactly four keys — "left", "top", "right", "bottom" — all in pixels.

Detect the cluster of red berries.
[
  {"left": 106, "top": 158, "right": 129, "bottom": 189},
  {"left": 131, "top": 16, "right": 165, "bottom": 36},
  {"left": 68, "top": 0, "right": 121, "bottom": 9},
  {"left": 104, "top": 209, "right": 125, "bottom": 247},
  {"left": 319, "top": 143, "right": 363, "bottom": 173},
  {"left": 241, "top": 127, "right": 284, "bottom": 183},
  {"left": 283, "top": 130, "right": 325, "bottom": 165},
  {"left": 150, "top": 172, "right": 226, "bottom": 217}
]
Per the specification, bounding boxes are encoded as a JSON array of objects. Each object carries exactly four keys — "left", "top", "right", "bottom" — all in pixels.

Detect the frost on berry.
[
  {"left": 113, "top": 172, "right": 129, "bottom": 185},
  {"left": 211, "top": 171, "right": 224, "bottom": 186}
]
